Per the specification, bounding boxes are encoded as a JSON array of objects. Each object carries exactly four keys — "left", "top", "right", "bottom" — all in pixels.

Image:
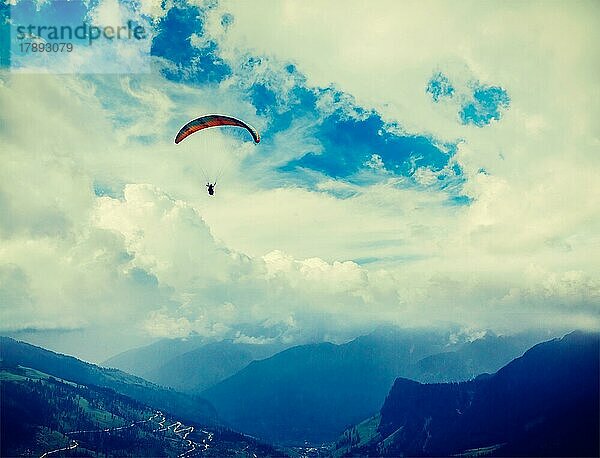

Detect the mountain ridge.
[
  {"left": 202, "top": 327, "right": 544, "bottom": 444},
  {"left": 0, "top": 336, "right": 216, "bottom": 425},
  {"left": 1, "top": 362, "right": 282, "bottom": 457},
  {"left": 335, "top": 330, "right": 599, "bottom": 457}
]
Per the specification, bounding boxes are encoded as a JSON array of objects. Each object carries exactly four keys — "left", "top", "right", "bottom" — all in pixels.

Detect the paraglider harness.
[{"left": 206, "top": 182, "right": 216, "bottom": 196}]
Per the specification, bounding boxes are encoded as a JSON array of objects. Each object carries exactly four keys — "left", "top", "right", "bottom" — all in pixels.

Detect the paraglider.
[
  {"left": 206, "top": 182, "right": 216, "bottom": 196},
  {"left": 175, "top": 114, "right": 260, "bottom": 145},
  {"left": 174, "top": 114, "right": 260, "bottom": 196}
]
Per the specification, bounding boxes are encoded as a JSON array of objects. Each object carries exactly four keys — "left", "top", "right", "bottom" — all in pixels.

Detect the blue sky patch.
[
  {"left": 426, "top": 72, "right": 455, "bottom": 102},
  {"left": 242, "top": 59, "right": 318, "bottom": 133},
  {"left": 234, "top": 60, "right": 466, "bottom": 201},
  {"left": 460, "top": 84, "right": 510, "bottom": 126},
  {"left": 93, "top": 181, "right": 124, "bottom": 199},
  {"left": 280, "top": 110, "right": 453, "bottom": 182},
  {"left": 251, "top": 83, "right": 278, "bottom": 116},
  {"left": 151, "top": 5, "right": 231, "bottom": 84},
  {"left": 85, "top": 1, "right": 471, "bottom": 206}
]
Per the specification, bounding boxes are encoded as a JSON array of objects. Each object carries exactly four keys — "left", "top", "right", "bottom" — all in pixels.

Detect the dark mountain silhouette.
[
  {"left": 202, "top": 327, "right": 544, "bottom": 444},
  {"left": 1, "top": 362, "right": 282, "bottom": 457},
  {"left": 144, "top": 340, "right": 284, "bottom": 393},
  {"left": 411, "top": 332, "right": 544, "bottom": 383},
  {"left": 0, "top": 336, "right": 216, "bottom": 425},
  {"left": 1, "top": 362, "right": 177, "bottom": 457},
  {"left": 336, "top": 331, "right": 599, "bottom": 457},
  {"left": 202, "top": 327, "right": 455, "bottom": 444}
]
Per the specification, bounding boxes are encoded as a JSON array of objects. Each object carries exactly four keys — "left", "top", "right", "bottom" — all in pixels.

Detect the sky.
[{"left": 1, "top": 0, "right": 599, "bottom": 362}]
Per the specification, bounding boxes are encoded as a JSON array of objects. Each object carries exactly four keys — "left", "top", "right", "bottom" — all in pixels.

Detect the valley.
[{"left": 2, "top": 329, "right": 598, "bottom": 457}]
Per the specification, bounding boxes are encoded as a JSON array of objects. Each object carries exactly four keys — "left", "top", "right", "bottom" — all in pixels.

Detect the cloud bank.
[{"left": 1, "top": 0, "right": 598, "bottom": 360}]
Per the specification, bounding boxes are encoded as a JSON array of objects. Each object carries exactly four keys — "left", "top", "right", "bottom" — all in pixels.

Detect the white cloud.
[
  {"left": 1, "top": 1, "right": 599, "bottom": 359},
  {"left": 203, "top": 0, "right": 600, "bottom": 324},
  {"left": 365, "top": 154, "right": 385, "bottom": 171}
]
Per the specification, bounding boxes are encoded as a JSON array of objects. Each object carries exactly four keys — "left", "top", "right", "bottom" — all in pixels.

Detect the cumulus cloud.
[{"left": 91, "top": 184, "right": 402, "bottom": 342}]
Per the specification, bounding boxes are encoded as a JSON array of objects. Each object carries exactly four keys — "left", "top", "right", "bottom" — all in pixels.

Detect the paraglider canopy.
[
  {"left": 174, "top": 114, "right": 260, "bottom": 192},
  {"left": 174, "top": 114, "right": 260, "bottom": 145}
]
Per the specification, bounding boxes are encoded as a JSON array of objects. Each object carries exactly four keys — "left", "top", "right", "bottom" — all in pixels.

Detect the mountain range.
[
  {"left": 0, "top": 336, "right": 215, "bottom": 425},
  {"left": 103, "top": 335, "right": 207, "bottom": 378},
  {"left": 104, "top": 337, "right": 285, "bottom": 393},
  {"left": 202, "top": 327, "right": 544, "bottom": 444},
  {"left": 0, "top": 362, "right": 281, "bottom": 457},
  {"left": 333, "top": 331, "right": 599, "bottom": 457},
  {"left": 2, "top": 327, "right": 581, "bottom": 453}
]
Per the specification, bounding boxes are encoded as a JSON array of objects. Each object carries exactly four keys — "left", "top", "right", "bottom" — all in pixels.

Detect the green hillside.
[
  {"left": 0, "top": 336, "right": 216, "bottom": 424},
  {"left": 1, "top": 362, "right": 284, "bottom": 457}
]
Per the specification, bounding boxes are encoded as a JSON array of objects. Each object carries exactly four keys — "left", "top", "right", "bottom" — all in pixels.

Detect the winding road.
[
  {"left": 153, "top": 413, "right": 213, "bottom": 457},
  {"left": 39, "top": 440, "right": 78, "bottom": 458},
  {"left": 39, "top": 411, "right": 214, "bottom": 458}
]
